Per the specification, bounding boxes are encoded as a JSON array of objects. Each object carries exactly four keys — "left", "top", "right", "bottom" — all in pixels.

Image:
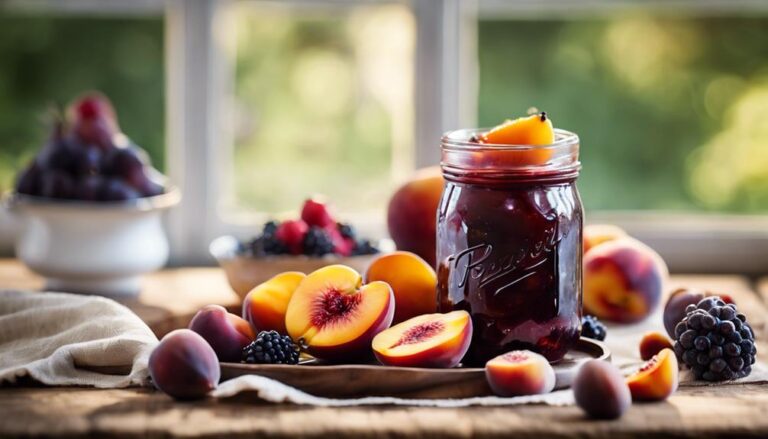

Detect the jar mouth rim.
[{"left": 442, "top": 128, "right": 579, "bottom": 151}]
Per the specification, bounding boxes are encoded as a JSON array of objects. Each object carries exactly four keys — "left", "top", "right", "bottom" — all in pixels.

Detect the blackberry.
[
  {"left": 581, "top": 315, "right": 607, "bottom": 341},
  {"left": 337, "top": 222, "right": 356, "bottom": 239},
  {"left": 242, "top": 330, "right": 300, "bottom": 365},
  {"left": 674, "top": 296, "right": 755, "bottom": 381},
  {"left": 352, "top": 239, "right": 379, "bottom": 256},
  {"left": 302, "top": 226, "right": 335, "bottom": 256},
  {"left": 263, "top": 220, "right": 279, "bottom": 235},
  {"left": 262, "top": 232, "right": 289, "bottom": 255}
]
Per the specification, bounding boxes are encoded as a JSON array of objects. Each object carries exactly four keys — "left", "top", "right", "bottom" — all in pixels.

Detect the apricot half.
[
  {"left": 626, "top": 348, "right": 679, "bottom": 401},
  {"left": 477, "top": 112, "right": 555, "bottom": 166},
  {"left": 372, "top": 311, "right": 472, "bottom": 368},
  {"left": 285, "top": 265, "right": 394, "bottom": 361},
  {"left": 485, "top": 350, "right": 556, "bottom": 397},
  {"left": 243, "top": 271, "right": 306, "bottom": 334},
  {"left": 365, "top": 251, "right": 438, "bottom": 323}
]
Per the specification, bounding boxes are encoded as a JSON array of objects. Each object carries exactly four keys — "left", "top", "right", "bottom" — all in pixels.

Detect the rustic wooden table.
[{"left": 2, "top": 259, "right": 768, "bottom": 438}]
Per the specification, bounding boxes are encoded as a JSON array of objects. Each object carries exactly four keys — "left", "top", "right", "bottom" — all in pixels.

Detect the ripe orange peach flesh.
[
  {"left": 626, "top": 348, "right": 679, "bottom": 401},
  {"left": 371, "top": 311, "right": 472, "bottom": 368},
  {"left": 285, "top": 265, "right": 394, "bottom": 362},
  {"left": 476, "top": 112, "right": 556, "bottom": 166},
  {"left": 365, "top": 251, "right": 438, "bottom": 323},
  {"left": 242, "top": 271, "right": 306, "bottom": 334},
  {"left": 485, "top": 350, "right": 556, "bottom": 397}
]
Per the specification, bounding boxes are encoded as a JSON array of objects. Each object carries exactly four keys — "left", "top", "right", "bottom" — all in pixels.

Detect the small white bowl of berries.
[
  {"left": 210, "top": 198, "right": 383, "bottom": 300},
  {"left": 4, "top": 93, "right": 179, "bottom": 297}
]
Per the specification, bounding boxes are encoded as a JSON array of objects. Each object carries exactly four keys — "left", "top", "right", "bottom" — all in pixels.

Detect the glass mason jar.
[{"left": 437, "top": 128, "right": 583, "bottom": 365}]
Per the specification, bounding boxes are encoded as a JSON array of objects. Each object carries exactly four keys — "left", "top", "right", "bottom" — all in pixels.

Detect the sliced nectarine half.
[
  {"left": 365, "top": 251, "right": 438, "bottom": 323},
  {"left": 626, "top": 348, "right": 678, "bottom": 401},
  {"left": 477, "top": 112, "right": 556, "bottom": 166},
  {"left": 242, "top": 271, "right": 306, "bottom": 334},
  {"left": 485, "top": 350, "right": 556, "bottom": 397},
  {"left": 285, "top": 265, "right": 394, "bottom": 362},
  {"left": 371, "top": 310, "right": 472, "bottom": 368}
]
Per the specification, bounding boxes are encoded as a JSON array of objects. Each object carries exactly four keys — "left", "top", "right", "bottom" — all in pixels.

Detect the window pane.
[
  {"left": 0, "top": 14, "right": 165, "bottom": 191},
  {"left": 224, "top": 2, "right": 415, "bottom": 220},
  {"left": 477, "top": 15, "right": 768, "bottom": 213}
]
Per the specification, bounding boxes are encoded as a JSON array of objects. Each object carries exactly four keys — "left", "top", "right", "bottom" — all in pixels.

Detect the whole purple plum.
[{"left": 148, "top": 329, "right": 220, "bottom": 400}]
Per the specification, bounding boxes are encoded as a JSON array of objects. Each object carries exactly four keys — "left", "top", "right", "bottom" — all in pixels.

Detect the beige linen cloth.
[
  {"left": 0, "top": 290, "right": 157, "bottom": 388},
  {"left": 1, "top": 289, "right": 765, "bottom": 407}
]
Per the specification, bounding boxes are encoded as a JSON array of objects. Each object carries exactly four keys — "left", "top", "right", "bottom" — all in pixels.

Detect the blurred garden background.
[{"left": 1, "top": 5, "right": 767, "bottom": 214}]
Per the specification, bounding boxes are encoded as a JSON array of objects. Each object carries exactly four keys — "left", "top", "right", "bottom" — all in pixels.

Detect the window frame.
[{"left": 1, "top": 0, "right": 767, "bottom": 274}]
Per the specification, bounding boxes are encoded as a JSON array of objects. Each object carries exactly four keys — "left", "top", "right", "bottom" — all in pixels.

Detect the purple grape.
[
  {"left": 71, "top": 145, "right": 102, "bottom": 176},
  {"left": 134, "top": 166, "right": 165, "bottom": 197},
  {"left": 37, "top": 141, "right": 76, "bottom": 172},
  {"left": 40, "top": 170, "right": 74, "bottom": 199},
  {"left": 99, "top": 178, "right": 139, "bottom": 201},
  {"left": 73, "top": 175, "right": 104, "bottom": 201},
  {"left": 15, "top": 163, "right": 42, "bottom": 196}
]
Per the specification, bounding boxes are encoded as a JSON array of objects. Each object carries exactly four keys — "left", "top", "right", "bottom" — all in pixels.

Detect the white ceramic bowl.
[{"left": 4, "top": 189, "right": 180, "bottom": 297}]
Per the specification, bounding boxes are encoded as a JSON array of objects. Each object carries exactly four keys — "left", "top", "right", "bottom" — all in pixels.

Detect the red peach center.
[
  {"left": 640, "top": 355, "right": 659, "bottom": 372},
  {"left": 391, "top": 321, "right": 445, "bottom": 348},
  {"left": 311, "top": 289, "right": 362, "bottom": 328}
]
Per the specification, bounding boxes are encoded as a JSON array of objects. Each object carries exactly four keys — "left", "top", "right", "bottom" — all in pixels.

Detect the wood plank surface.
[
  {"left": 3, "top": 260, "right": 768, "bottom": 438},
  {"left": 1, "top": 384, "right": 768, "bottom": 438}
]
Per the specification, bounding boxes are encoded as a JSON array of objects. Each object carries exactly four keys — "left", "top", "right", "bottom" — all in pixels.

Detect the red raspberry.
[
  {"left": 301, "top": 199, "right": 335, "bottom": 228},
  {"left": 275, "top": 220, "right": 309, "bottom": 255}
]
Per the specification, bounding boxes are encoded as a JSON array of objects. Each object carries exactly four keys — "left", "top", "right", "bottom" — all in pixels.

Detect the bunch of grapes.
[{"left": 15, "top": 93, "right": 165, "bottom": 202}]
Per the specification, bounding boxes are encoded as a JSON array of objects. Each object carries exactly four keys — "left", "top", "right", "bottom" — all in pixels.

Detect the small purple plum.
[
  {"left": 573, "top": 360, "right": 632, "bottom": 420},
  {"left": 148, "top": 329, "right": 220, "bottom": 400},
  {"left": 189, "top": 305, "right": 256, "bottom": 362}
]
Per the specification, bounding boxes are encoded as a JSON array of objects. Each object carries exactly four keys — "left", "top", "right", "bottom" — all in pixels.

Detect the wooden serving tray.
[{"left": 220, "top": 337, "right": 609, "bottom": 399}]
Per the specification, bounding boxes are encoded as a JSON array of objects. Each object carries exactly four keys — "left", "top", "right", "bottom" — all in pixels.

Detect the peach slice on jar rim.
[
  {"left": 371, "top": 310, "right": 472, "bottom": 368},
  {"left": 476, "top": 111, "right": 556, "bottom": 166},
  {"left": 285, "top": 264, "right": 394, "bottom": 362}
]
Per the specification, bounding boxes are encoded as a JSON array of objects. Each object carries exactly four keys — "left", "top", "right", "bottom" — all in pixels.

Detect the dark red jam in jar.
[{"left": 437, "top": 128, "right": 582, "bottom": 365}]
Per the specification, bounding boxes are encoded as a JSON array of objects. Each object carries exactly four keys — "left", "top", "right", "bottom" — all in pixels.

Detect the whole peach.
[
  {"left": 583, "top": 238, "right": 668, "bottom": 323},
  {"left": 387, "top": 167, "right": 443, "bottom": 267},
  {"left": 189, "top": 304, "right": 255, "bottom": 362},
  {"left": 583, "top": 224, "right": 627, "bottom": 255},
  {"left": 148, "top": 329, "right": 220, "bottom": 400}
]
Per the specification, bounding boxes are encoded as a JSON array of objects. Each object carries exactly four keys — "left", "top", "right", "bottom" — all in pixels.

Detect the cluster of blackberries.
[
  {"left": 241, "top": 330, "right": 300, "bottom": 365},
  {"left": 673, "top": 297, "right": 756, "bottom": 381},
  {"left": 581, "top": 315, "right": 607, "bottom": 341}
]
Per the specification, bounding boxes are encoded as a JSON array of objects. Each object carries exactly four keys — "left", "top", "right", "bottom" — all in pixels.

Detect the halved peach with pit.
[
  {"left": 242, "top": 271, "right": 305, "bottom": 334},
  {"left": 372, "top": 311, "right": 472, "bottom": 368},
  {"left": 626, "top": 348, "right": 679, "bottom": 401},
  {"left": 285, "top": 265, "right": 394, "bottom": 362},
  {"left": 365, "top": 251, "right": 437, "bottom": 323}
]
